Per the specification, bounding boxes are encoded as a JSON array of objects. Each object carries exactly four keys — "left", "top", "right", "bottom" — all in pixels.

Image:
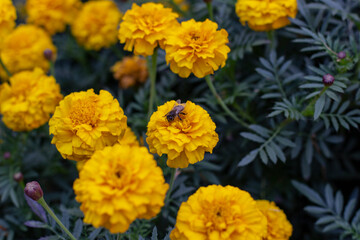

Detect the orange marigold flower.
[
  {"left": 235, "top": 0, "right": 297, "bottom": 31},
  {"left": 146, "top": 100, "right": 218, "bottom": 168},
  {"left": 170, "top": 185, "right": 268, "bottom": 240},
  {"left": 73, "top": 144, "right": 169, "bottom": 233},
  {"left": 1, "top": 25, "right": 57, "bottom": 75},
  {"left": 0, "top": 0, "right": 16, "bottom": 48},
  {"left": 26, "top": 0, "right": 82, "bottom": 35},
  {"left": 165, "top": 19, "right": 230, "bottom": 78},
  {"left": 71, "top": 1, "right": 122, "bottom": 50},
  {"left": 256, "top": 200, "right": 293, "bottom": 240},
  {"left": 118, "top": 3, "right": 179, "bottom": 56},
  {"left": 0, "top": 68, "right": 63, "bottom": 132},
  {"left": 111, "top": 56, "right": 148, "bottom": 89},
  {"left": 49, "top": 89, "right": 127, "bottom": 161}
]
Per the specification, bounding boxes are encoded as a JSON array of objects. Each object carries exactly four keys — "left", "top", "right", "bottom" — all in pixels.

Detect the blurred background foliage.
[{"left": 1, "top": 0, "right": 360, "bottom": 239}]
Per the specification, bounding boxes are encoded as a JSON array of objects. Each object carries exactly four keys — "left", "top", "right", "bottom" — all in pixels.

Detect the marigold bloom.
[
  {"left": 118, "top": 126, "right": 140, "bottom": 147},
  {"left": 235, "top": 0, "right": 297, "bottom": 31},
  {"left": 165, "top": 19, "right": 230, "bottom": 78},
  {"left": 26, "top": 0, "right": 82, "bottom": 35},
  {"left": 111, "top": 56, "right": 148, "bottom": 89},
  {"left": 71, "top": 1, "right": 122, "bottom": 50},
  {"left": 118, "top": 3, "right": 179, "bottom": 56},
  {"left": 146, "top": 100, "right": 218, "bottom": 168},
  {"left": 1, "top": 25, "right": 57, "bottom": 75},
  {"left": 0, "top": 0, "right": 16, "bottom": 48},
  {"left": 0, "top": 68, "right": 63, "bottom": 132},
  {"left": 256, "top": 200, "right": 293, "bottom": 240},
  {"left": 170, "top": 185, "right": 268, "bottom": 240},
  {"left": 73, "top": 144, "right": 169, "bottom": 233},
  {"left": 49, "top": 89, "right": 127, "bottom": 161}
]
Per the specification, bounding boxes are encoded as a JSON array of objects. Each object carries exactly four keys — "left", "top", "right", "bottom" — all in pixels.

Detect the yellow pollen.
[{"left": 69, "top": 99, "right": 98, "bottom": 127}]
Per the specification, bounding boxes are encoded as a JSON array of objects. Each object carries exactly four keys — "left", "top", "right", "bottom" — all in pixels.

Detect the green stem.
[
  {"left": 49, "top": 61, "right": 55, "bottom": 77},
  {"left": 116, "top": 233, "right": 121, "bottom": 240},
  {"left": 0, "top": 58, "right": 11, "bottom": 77},
  {"left": 37, "top": 197, "right": 77, "bottom": 240},
  {"left": 206, "top": 2, "right": 214, "bottom": 21},
  {"left": 164, "top": 168, "right": 176, "bottom": 205},
  {"left": 147, "top": 49, "right": 158, "bottom": 120},
  {"left": 266, "top": 30, "right": 276, "bottom": 51},
  {"left": 205, "top": 75, "right": 248, "bottom": 128},
  {"left": 301, "top": 87, "right": 328, "bottom": 115}
]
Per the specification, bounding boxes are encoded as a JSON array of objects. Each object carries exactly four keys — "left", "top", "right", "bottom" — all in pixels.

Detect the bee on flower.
[{"left": 146, "top": 100, "right": 218, "bottom": 168}]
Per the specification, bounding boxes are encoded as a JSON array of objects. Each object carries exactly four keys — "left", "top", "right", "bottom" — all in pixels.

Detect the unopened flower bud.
[
  {"left": 43, "top": 49, "right": 53, "bottom": 61},
  {"left": 24, "top": 181, "right": 43, "bottom": 201},
  {"left": 3, "top": 152, "right": 11, "bottom": 159},
  {"left": 13, "top": 172, "right": 23, "bottom": 182},
  {"left": 322, "top": 74, "right": 335, "bottom": 86},
  {"left": 337, "top": 51, "right": 346, "bottom": 60}
]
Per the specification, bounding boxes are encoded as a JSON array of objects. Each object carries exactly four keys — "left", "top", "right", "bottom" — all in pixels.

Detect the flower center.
[
  {"left": 69, "top": 99, "right": 98, "bottom": 127},
  {"left": 189, "top": 32, "right": 200, "bottom": 41}
]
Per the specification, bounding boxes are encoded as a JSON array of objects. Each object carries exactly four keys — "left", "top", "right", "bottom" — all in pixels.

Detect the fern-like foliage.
[{"left": 293, "top": 181, "right": 360, "bottom": 240}]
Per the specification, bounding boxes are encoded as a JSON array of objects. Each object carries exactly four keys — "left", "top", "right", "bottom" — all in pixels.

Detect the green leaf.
[
  {"left": 240, "top": 132, "right": 266, "bottom": 143},
  {"left": 238, "top": 149, "right": 259, "bottom": 167},
  {"left": 314, "top": 94, "right": 326, "bottom": 120},
  {"left": 292, "top": 181, "right": 326, "bottom": 206}
]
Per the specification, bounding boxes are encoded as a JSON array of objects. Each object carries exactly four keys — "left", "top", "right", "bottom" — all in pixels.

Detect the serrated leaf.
[
  {"left": 72, "top": 219, "right": 83, "bottom": 240},
  {"left": 259, "top": 149, "right": 268, "bottom": 164},
  {"left": 24, "top": 221, "right": 47, "bottom": 229},
  {"left": 240, "top": 132, "right": 266, "bottom": 143},
  {"left": 314, "top": 94, "right": 326, "bottom": 120},
  {"left": 316, "top": 215, "right": 337, "bottom": 225},
  {"left": 249, "top": 125, "right": 270, "bottom": 138},
  {"left": 343, "top": 198, "right": 357, "bottom": 222},
  {"left": 88, "top": 228, "right": 102, "bottom": 240},
  {"left": 292, "top": 181, "right": 326, "bottom": 206},
  {"left": 324, "top": 185, "right": 334, "bottom": 208},
  {"left": 238, "top": 149, "right": 259, "bottom": 167},
  {"left": 151, "top": 227, "right": 158, "bottom": 240},
  {"left": 322, "top": 222, "right": 341, "bottom": 232},
  {"left": 265, "top": 145, "right": 277, "bottom": 163},
  {"left": 304, "top": 206, "right": 331, "bottom": 215},
  {"left": 335, "top": 191, "right": 344, "bottom": 215}
]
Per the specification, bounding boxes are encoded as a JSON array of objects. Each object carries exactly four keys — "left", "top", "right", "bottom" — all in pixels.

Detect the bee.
[{"left": 165, "top": 100, "right": 186, "bottom": 122}]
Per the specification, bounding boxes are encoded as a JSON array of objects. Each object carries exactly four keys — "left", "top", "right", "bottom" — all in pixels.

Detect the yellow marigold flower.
[
  {"left": 170, "top": 185, "right": 268, "bottom": 240},
  {"left": 256, "top": 200, "right": 293, "bottom": 240},
  {"left": 146, "top": 100, "right": 218, "bottom": 168},
  {"left": 1, "top": 25, "right": 57, "bottom": 75},
  {"left": 26, "top": 0, "right": 82, "bottom": 35},
  {"left": 0, "top": 68, "right": 63, "bottom": 132},
  {"left": 165, "top": 19, "right": 230, "bottom": 78},
  {"left": 71, "top": 1, "right": 122, "bottom": 51},
  {"left": 111, "top": 56, "right": 148, "bottom": 89},
  {"left": 49, "top": 89, "right": 127, "bottom": 161},
  {"left": 73, "top": 144, "right": 169, "bottom": 233},
  {"left": 118, "top": 126, "right": 140, "bottom": 147},
  {"left": 0, "top": 0, "right": 16, "bottom": 48},
  {"left": 118, "top": 3, "right": 179, "bottom": 56},
  {"left": 235, "top": 0, "right": 297, "bottom": 31}
]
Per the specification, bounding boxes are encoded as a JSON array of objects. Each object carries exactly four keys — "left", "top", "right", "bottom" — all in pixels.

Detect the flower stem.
[
  {"left": 147, "top": 49, "right": 158, "bottom": 120},
  {"left": 0, "top": 58, "right": 11, "bottom": 77},
  {"left": 37, "top": 197, "right": 77, "bottom": 240},
  {"left": 49, "top": 61, "right": 55, "bottom": 77},
  {"left": 204, "top": 75, "right": 248, "bottom": 128},
  {"left": 206, "top": 2, "right": 214, "bottom": 21},
  {"left": 164, "top": 168, "right": 176, "bottom": 205},
  {"left": 266, "top": 30, "right": 277, "bottom": 51}
]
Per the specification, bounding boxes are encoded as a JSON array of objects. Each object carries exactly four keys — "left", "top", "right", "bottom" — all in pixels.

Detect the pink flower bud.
[
  {"left": 3, "top": 152, "right": 11, "bottom": 159},
  {"left": 13, "top": 172, "right": 23, "bottom": 182},
  {"left": 322, "top": 74, "right": 335, "bottom": 86},
  {"left": 24, "top": 181, "right": 43, "bottom": 201}
]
